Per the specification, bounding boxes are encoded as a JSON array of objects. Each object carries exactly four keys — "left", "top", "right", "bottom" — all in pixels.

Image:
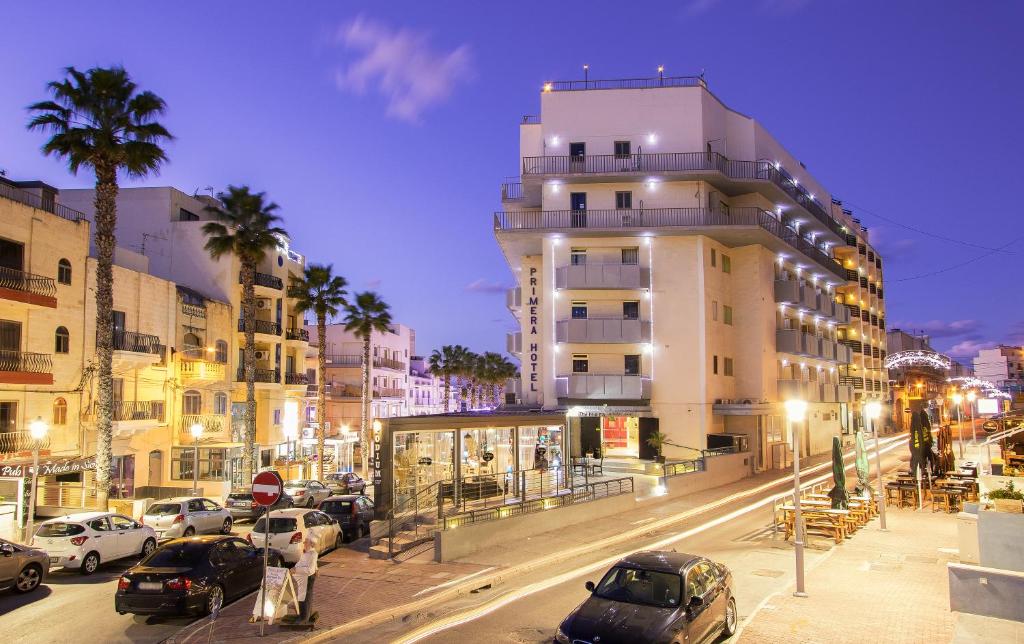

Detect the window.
[
  {"left": 723, "top": 305, "right": 733, "bottom": 326},
  {"left": 273, "top": 409, "right": 282, "bottom": 425},
  {"left": 613, "top": 141, "right": 631, "bottom": 158},
  {"left": 722, "top": 254, "right": 732, "bottom": 274},
  {"left": 570, "top": 142, "right": 586, "bottom": 157},
  {"left": 214, "top": 392, "right": 228, "bottom": 415},
  {"left": 202, "top": 499, "right": 220, "bottom": 511},
  {"left": 724, "top": 357, "right": 734, "bottom": 377},
  {"left": 710, "top": 249, "right": 717, "bottom": 268},
  {"left": 570, "top": 248, "right": 587, "bottom": 266},
  {"left": 572, "top": 354, "right": 589, "bottom": 373},
  {"left": 685, "top": 562, "right": 715, "bottom": 600},
  {"left": 712, "top": 300, "right": 719, "bottom": 322},
  {"left": 570, "top": 192, "right": 587, "bottom": 211},
  {"left": 0, "top": 401, "right": 17, "bottom": 432},
  {"left": 615, "top": 191, "right": 633, "bottom": 209},
  {"left": 54, "top": 326, "right": 70, "bottom": 353},
  {"left": 215, "top": 340, "right": 228, "bottom": 363},
  {"left": 53, "top": 397, "right": 67, "bottom": 425},
  {"left": 111, "top": 515, "right": 135, "bottom": 530},
  {"left": 171, "top": 447, "right": 230, "bottom": 480},
  {"left": 571, "top": 301, "right": 588, "bottom": 319},
  {"left": 179, "top": 208, "right": 199, "bottom": 221},
  {"left": 621, "top": 247, "right": 639, "bottom": 265},
  {"left": 713, "top": 355, "right": 719, "bottom": 375},
  {"left": 87, "top": 518, "right": 112, "bottom": 532},
  {"left": 183, "top": 390, "right": 202, "bottom": 415},
  {"left": 624, "top": 355, "right": 641, "bottom": 376},
  {"left": 623, "top": 301, "right": 640, "bottom": 320},
  {"left": 57, "top": 259, "right": 72, "bottom": 285},
  {"left": 595, "top": 566, "right": 682, "bottom": 609}
]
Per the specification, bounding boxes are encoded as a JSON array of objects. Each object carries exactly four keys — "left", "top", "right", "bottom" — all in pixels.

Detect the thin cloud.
[
  {"left": 684, "top": 0, "right": 810, "bottom": 15},
  {"left": 365, "top": 278, "right": 382, "bottom": 289},
  {"left": 945, "top": 339, "right": 997, "bottom": 359},
  {"left": 891, "top": 319, "right": 981, "bottom": 339},
  {"left": 334, "top": 15, "right": 473, "bottom": 123},
  {"left": 464, "top": 278, "right": 507, "bottom": 294}
]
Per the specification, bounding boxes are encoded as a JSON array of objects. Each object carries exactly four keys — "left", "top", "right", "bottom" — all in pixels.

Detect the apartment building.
[
  {"left": 973, "top": 345, "right": 1024, "bottom": 392},
  {"left": 497, "top": 75, "right": 881, "bottom": 469},
  {"left": 408, "top": 355, "right": 446, "bottom": 416}
]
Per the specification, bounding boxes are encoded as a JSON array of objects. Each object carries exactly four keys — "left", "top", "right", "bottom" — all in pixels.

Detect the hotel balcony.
[
  {"left": 507, "top": 331, "right": 523, "bottom": 356},
  {"left": 0, "top": 266, "right": 57, "bottom": 308},
  {"left": 556, "top": 318, "right": 652, "bottom": 343},
  {"left": 373, "top": 387, "right": 406, "bottom": 399},
  {"left": 237, "top": 317, "right": 281, "bottom": 337},
  {"left": 0, "top": 350, "right": 53, "bottom": 385},
  {"left": 178, "top": 350, "right": 226, "bottom": 382},
  {"left": 0, "top": 430, "right": 51, "bottom": 456},
  {"left": 497, "top": 208, "right": 846, "bottom": 282},
  {"left": 240, "top": 270, "right": 283, "bottom": 291},
  {"left": 177, "top": 413, "right": 235, "bottom": 446},
  {"left": 325, "top": 354, "right": 362, "bottom": 368},
  {"left": 111, "top": 330, "right": 163, "bottom": 371},
  {"left": 501, "top": 181, "right": 523, "bottom": 203},
  {"left": 285, "top": 371, "right": 309, "bottom": 386},
  {"left": 373, "top": 356, "right": 407, "bottom": 372},
  {"left": 556, "top": 374, "right": 651, "bottom": 401},
  {"left": 235, "top": 367, "right": 280, "bottom": 385},
  {"left": 556, "top": 263, "right": 651, "bottom": 290},
  {"left": 285, "top": 327, "right": 309, "bottom": 342},
  {"left": 778, "top": 379, "right": 821, "bottom": 402},
  {"left": 87, "top": 400, "right": 165, "bottom": 436},
  {"left": 776, "top": 329, "right": 848, "bottom": 364},
  {"left": 506, "top": 286, "right": 522, "bottom": 311}
]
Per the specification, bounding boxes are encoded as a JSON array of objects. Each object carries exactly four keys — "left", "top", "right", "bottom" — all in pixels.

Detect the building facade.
[
  {"left": 497, "top": 75, "right": 885, "bottom": 469},
  {"left": 973, "top": 345, "right": 1024, "bottom": 393}
]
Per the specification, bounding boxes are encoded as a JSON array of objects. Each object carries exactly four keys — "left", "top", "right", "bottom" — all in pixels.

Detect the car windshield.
[
  {"left": 320, "top": 500, "right": 352, "bottom": 513},
  {"left": 36, "top": 522, "right": 86, "bottom": 537},
  {"left": 252, "top": 517, "right": 298, "bottom": 534},
  {"left": 143, "top": 544, "right": 205, "bottom": 567},
  {"left": 146, "top": 503, "right": 182, "bottom": 516},
  {"left": 284, "top": 481, "right": 307, "bottom": 487},
  {"left": 594, "top": 566, "right": 683, "bottom": 609}
]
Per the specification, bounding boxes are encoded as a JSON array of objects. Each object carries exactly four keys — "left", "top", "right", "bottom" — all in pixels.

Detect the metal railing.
[
  {"left": 496, "top": 207, "right": 844, "bottom": 280},
  {"left": 545, "top": 76, "right": 704, "bottom": 92},
  {"left": 0, "top": 430, "right": 51, "bottom": 454},
  {"left": 325, "top": 354, "right": 362, "bottom": 367},
  {"left": 285, "top": 372, "right": 309, "bottom": 385},
  {"left": 235, "top": 367, "right": 279, "bottom": 383},
  {"left": 111, "top": 330, "right": 162, "bottom": 354},
  {"left": 0, "top": 181, "right": 87, "bottom": 222},
  {"left": 240, "top": 271, "right": 283, "bottom": 290},
  {"left": 181, "top": 302, "right": 207, "bottom": 319},
  {"left": 373, "top": 356, "right": 406, "bottom": 371},
  {"left": 285, "top": 327, "right": 309, "bottom": 341},
  {"left": 521, "top": 114, "right": 541, "bottom": 124},
  {"left": 373, "top": 387, "right": 406, "bottom": 398},
  {"left": 501, "top": 182, "right": 523, "bottom": 201},
  {"left": 91, "top": 400, "right": 165, "bottom": 422},
  {"left": 0, "top": 266, "right": 56, "bottom": 299},
  {"left": 663, "top": 459, "right": 704, "bottom": 477},
  {"left": 237, "top": 318, "right": 281, "bottom": 335},
  {"left": 0, "top": 350, "right": 52, "bottom": 373}
]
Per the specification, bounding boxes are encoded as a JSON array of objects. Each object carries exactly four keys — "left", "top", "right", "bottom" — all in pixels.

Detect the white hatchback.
[
  {"left": 32, "top": 512, "right": 157, "bottom": 575},
  {"left": 247, "top": 508, "right": 341, "bottom": 564},
  {"left": 141, "top": 497, "right": 233, "bottom": 539}
]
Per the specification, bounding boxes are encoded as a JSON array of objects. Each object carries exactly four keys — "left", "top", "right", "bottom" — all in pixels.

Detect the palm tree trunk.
[
  {"left": 442, "top": 374, "right": 450, "bottom": 413},
  {"left": 241, "top": 263, "right": 257, "bottom": 485},
  {"left": 316, "top": 313, "right": 327, "bottom": 478},
  {"left": 359, "top": 337, "right": 371, "bottom": 478},
  {"left": 92, "top": 164, "right": 117, "bottom": 511}
]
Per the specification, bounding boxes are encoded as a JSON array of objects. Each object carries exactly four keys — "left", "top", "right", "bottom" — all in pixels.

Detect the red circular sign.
[{"left": 252, "top": 471, "right": 283, "bottom": 506}]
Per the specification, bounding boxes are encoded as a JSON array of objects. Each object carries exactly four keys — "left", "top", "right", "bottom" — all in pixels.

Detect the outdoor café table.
[
  {"left": 931, "top": 487, "right": 963, "bottom": 513},
  {"left": 781, "top": 505, "right": 848, "bottom": 544}
]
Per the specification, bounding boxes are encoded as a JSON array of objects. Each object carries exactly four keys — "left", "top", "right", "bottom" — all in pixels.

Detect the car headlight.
[{"left": 555, "top": 626, "right": 571, "bottom": 643}]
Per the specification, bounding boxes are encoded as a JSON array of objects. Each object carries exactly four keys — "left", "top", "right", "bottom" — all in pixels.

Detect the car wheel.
[
  {"left": 14, "top": 564, "right": 43, "bottom": 593},
  {"left": 80, "top": 551, "right": 100, "bottom": 575},
  {"left": 206, "top": 584, "right": 225, "bottom": 615},
  {"left": 306, "top": 498, "right": 314, "bottom": 508},
  {"left": 335, "top": 532, "right": 344, "bottom": 549},
  {"left": 183, "top": 526, "right": 196, "bottom": 537},
  {"left": 222, "top": 518, "right": 233, "bottom": 534},
  {"left": 723, "top": 596, "right": 738, "bottom": 637},
  {"left": 141, "top": 538, "right": 157, "bottom": 558},
  {"left": 355, "top": 523, "right": 364, "bottom": 540}
]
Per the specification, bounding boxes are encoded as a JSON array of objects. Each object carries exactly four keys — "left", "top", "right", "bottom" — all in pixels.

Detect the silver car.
[
  {"left": 142, "top": 497, "right": 233, "bottom": 539},
  {"left": 282, "top": 480, "right": 331, "bottom": 508},
  {"left": 0, "top": 537, "right": 49, "bottom": 593}
]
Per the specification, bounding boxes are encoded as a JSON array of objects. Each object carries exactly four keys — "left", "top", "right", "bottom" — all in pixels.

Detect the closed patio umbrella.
[
  {"left": 828, "top": 436, "right": 849, "bottom": 509},
  {"left": 854, "top": 430, "right": 870, "bottom": 495}
]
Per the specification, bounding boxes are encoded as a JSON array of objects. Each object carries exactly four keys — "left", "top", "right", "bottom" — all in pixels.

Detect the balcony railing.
[
  {"left": 556, "top": 374, "right": 651, "bottom": 400},
  {"left": 237, "top": 318, "right": 281, "bottom": 336},
  {"left": 112, "top": 330, "right": 162, "bottom": 354},
  {"left": 285, "top": 372, "right": 309, "bottom": 385},
  {"left": 236, "top": 367, "right": 280, "bottom": 383},
  {"left": 0, "top": 266, "right": 57, "bottom": 299},
  {"left": 501, "top": 182, "right": 523, "bottom": 201},
  {"left": 497, "top": 207, "right": 844, "bottom": 280},
  {"left": 0, "top": 181, "right": 86, "bottom": 222},
  {"left": 556, "top": 263, "right": 652, "bottom": 290},
  {"left": 325, "top": 354, "right": 362, "bottom": 367},
  {"left": 506, "top": 286, "right": 522, "bottom": 310},
  {"left": 556, "top": 318, "right": 652, "bottom": 343},
  {"left": 373, "top": 357, "right": 406, "bottom": 371},
  {"left": 544, "top": 75, "right": 704, "bottom": 92},
  {"left": 0, "top": 350, "right": 52, "bottom": 373},
  {"left": 179, "top": 413, "right": 225, "bottom": 437},
  {"left": 240, "top": 271, "right": 283, "bottom": 290},
  {"left": 0, "top": 430, "right": 51, "bottom": 454},
  {"left": 520, "top": 151, "right": 845, "bottom": 239},
  {"left": 93, "top": 400, "right": 165, "bottom": 422},
  {"left": 374, "top": 387, "right": 406, "bottom": 399},
  {"left": 285, "top": 327, "right": 309, "bottom": 342}
]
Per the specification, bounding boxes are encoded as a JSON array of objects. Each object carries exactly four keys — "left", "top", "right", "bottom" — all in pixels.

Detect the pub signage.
[{"left": 0, "top": 455, "right": 97, "bottom": 478}]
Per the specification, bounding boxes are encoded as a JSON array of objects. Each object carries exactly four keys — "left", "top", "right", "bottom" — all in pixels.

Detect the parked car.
[
  {"left": 115, "top": 535, "right": 283, "bottom": 617},
  {"left": 318, "top": 495, "right": 374, "bottom": 541},
  {"left": 555, "top": 551, "right": 736, "bottom": 644},
  {"left": 31, "top": 512, "right": 158, "bottom": 575},
  {"left": 282, "top": 480, "right": 331, "bottom": 508},
  {"left": 225, "top": 490, "right": 294, "bottom": 522},
  {"left": 247, "top": 508, "right": 341, "bottom": 564},
  {"left": 323, "top": 471, "right": 367, "bottom": 495},
  {"left": 141, "top": 497, "right": 233, "bottom": 539},
  {"left": 0, "top": 537, "right": 49, "bottom": 593}
]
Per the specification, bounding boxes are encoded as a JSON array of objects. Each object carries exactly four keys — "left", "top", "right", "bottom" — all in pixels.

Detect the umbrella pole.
[{"left": 872, "top": 418, "right": 887, "bottom": 530}]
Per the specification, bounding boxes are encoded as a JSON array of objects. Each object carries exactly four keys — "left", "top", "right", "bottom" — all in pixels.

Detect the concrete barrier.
[
  {"left": 977, "top": 510, "right": 1024, "bottom": 573},
  {"left": 435, "top": 492, "right": 636, "bottom": 562},
  {"left": 664, "top": 451, "right": 753, "bottom": 497},
  {"left": 949, "top": 562, "right": 1024, "bottom": 622}
]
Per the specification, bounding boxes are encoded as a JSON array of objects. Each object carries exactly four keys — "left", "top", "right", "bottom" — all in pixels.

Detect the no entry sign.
[{"left": 252, "top": 470, "right": 284, "bottom": 506}]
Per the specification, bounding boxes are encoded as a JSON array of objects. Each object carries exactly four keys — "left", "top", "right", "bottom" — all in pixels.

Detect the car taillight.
[
  {"left": 246, "top": 533, "right": 253, "bottom": 544},
  {"left": 165, "top": 576, "right": 192, "bottom": 591},
  {"left": 293, "top": 489, "right": 306, "bottom": 495},
  {"left": 172, "top": 514, "right": 185, "bottom": 524},
  {"left": 70, "top": 536, "right": 88, "bottom": 546},
  {"left": 289, "top": 532, "right": 303, "bottom": 544},
  {"left": 118, "top": 577, "right": 131, "bottom": 591}
]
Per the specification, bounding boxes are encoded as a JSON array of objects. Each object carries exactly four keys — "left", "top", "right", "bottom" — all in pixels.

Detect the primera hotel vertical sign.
[{"left": 523, "top": 257, "right": 543, "bottom": 406}]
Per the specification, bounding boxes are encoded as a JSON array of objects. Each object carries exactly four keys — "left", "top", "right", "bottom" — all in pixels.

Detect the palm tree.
[
  {"left": 480, "top": 352, "right": 511, "bottom": 408},
  {"left": 343, "top": 292, "right": 393, "bottom": 478},
  {"left": 428, "top": 345, "right": 460, "bottom": 413},
  {"left": 289, "top": 264, "right": 348, "bottom": 478},
  {"left": 452, "top": 347, "right": 477, "bottom": 411},
  {"left": 28, "top": 66, "right": 172, "bottom": 511},
  {"left": 202, "top": 186, "right": 287, "bottom": 485}
]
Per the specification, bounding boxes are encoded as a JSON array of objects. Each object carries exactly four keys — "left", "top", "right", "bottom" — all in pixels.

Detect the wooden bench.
[{"left": 782, "top": 506, "right": 848, "bottom": 544}]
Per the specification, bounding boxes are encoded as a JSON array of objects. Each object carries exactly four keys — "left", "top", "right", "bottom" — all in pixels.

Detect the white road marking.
[{"left": 413, "top": 567, "right": 498, "bottom": 597}]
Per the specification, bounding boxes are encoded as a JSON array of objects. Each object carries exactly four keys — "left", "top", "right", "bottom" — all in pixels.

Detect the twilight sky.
[{"left": 2, "top": 1, "right": 1022, "bottom": 362}]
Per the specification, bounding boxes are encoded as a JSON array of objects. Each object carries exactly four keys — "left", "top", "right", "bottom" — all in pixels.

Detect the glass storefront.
[
  {"left": 394, "top": 430, "right": 455, "bottom": 505},
  {"left": 171, "top": 447, "right": 241, "bottom": 482},
  {"left": 518, "top": 426, "right": 564, "bottom": 470},
  {"left": 601, "top": 416, "right": 640, "bottom": 458},
  {"left": 460, "top": 427, "right": 514, "bottom": 477}
]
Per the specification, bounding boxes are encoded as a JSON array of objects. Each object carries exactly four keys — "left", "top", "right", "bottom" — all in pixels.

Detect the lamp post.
[
  {"left": 25, "top": 416, "right": 48, "bottom": 543},
  {"left": 952, "top": 393, "right": 964, "bottom": 459},
  {"left": 784, "top": 398, "right": 808, "bottom": 598},
  {"left": 864, "top": 401, "right": 887, "bottom": 531},
  {"left": 966, "top": 391, "right": 977, "bottom": 445},
  {"left": 283, "top": 400, "right": 300, "bottom": 477},
  {"left": 190, "top": 423, "right": 203, "bottom": 495}
]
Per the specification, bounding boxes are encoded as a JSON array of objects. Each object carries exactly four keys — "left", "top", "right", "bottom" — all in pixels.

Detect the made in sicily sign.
[{"left": 0, "top": 456, "right": 97, "bottom": 477}]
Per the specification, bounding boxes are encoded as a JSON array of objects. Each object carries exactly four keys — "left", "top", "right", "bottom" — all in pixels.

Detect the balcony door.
[
  {"left": 0, "top": 238, "right": 24, "bottom": 271},
  {"left": 0, "top": 320, "right": 21, "bottom": 352},
  {"left": 111, "top": 310, "right": 126, "bottom": 348},
  {"left": 0, "top": 401, "right": 16, "bottom": 433},
  {"left": 570, "top": 192, "right": 587, "bottom": 228}
]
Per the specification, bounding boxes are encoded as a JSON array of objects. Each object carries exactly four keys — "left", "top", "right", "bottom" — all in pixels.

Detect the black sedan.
[
  {"left": 324, "top": 471, "right": 367, "bottom": 495},
  {"left": 225, "top": 490, "right": 295, "bottom": 522},
  {"left": 115, "top": 535, "right": 283, "bottom": 617},
  {"left": 556, "top": 551, "right": 736, "bottom": 644},
  {"left": 318, "top": 494, "right": 374, "bottom": 540}
]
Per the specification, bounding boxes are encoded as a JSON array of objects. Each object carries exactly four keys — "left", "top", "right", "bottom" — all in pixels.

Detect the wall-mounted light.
[
  {"left": 543, "top": 82, "right": 553, "bottom": 93},
  {"left": 647, "top": 133, "right": 658, "bottom": 145},
  {"left": 550, "top": 135, "right": 560, "bottom": 146}
]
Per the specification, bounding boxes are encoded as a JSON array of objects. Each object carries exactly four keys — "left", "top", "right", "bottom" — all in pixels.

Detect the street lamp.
[
  {"left": 952, "top": 392, "right": 964, "bottom": 458},
  {"left": 966, "top": 391, "right": 977, "bottom": 445},
  {"left": 26, "top": 416, "right": 48, "bottom": 542},
  {"left": 784, "top": 398, "right": 808, "bottom": 598},
  {"left": 190, "top": 422, "right": 203, "bottom": 495},
  {"left": 864, "top": 401, "right": 887, "bottom": 531}
]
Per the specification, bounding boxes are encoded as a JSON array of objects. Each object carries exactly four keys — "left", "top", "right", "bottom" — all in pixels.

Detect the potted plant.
[
  {"left": 986, "top": 481, "right": 1024, "bottom": 513},
  {"left": 646, "top": 431, "right": 667, "bottom": 464}
]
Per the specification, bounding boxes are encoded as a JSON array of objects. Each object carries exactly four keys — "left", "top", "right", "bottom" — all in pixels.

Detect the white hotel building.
[{"left": 498, "top": 75, "right": 886, "bottom": 469}]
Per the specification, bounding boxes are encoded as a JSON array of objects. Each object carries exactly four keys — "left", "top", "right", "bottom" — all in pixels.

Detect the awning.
[{"left": 0, "top": 455, "right": 96, "bottom": 478}]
